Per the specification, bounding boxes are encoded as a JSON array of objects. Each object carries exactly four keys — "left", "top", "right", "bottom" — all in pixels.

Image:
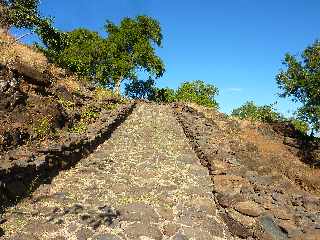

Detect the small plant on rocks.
[
  {"left": 32, "top": 116, "right": 53, "bottom": 138},
  {"left": 70, "top": 106, "right": 100, "bottom": 134},
  {"left": 70, "top": 121, "right": 87, "bottom": 134},
  {"left": 58, "top": 97, "right": 75, "bottom": 110}
]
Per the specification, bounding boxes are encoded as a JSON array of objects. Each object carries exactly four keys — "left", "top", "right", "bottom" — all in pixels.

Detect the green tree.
[
  {"left": 0, "top": 0, "right": 41, "bottom": 32},
  {"left": 175, "top": 80, "right": 219, "bottom": 108},
  {"left": 36, "top": 19, "right": 69, "bottom": 56},
  {"left": 36, "top": 16, "right": 165, "bottom": 95},
  {"left": 37, "top": 27, "right": 105, "bottom": 78},
  {"left": 101, "top": 16, "right": 165, "bottom": 95},
  {"left": 276, "top": 40, "right": 320, "bottom": 134},
  {"left": 124, "top": 78, "right": 156, "bottom": 99},
  {"left": 231, "top": 101, "right": 282, "bottom": 122},
  {"left": 232, "top": 101, "right": 310, "bottom": 135}
]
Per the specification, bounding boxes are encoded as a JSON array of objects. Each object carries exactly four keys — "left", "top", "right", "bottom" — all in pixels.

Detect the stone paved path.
[{"left": 1, "top": 103, "right": 233, "bottom": 240}]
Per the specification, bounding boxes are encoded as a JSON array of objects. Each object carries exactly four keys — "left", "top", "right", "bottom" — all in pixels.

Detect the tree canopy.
[
  {"left": 101, "top": 16, "right": 165, "bottom": 94},
  {"left": 36, "top": 15, "right": 165, "bottom": 95},
  {"left": 276, "top": 40, "right": 320, "bottom": 134},
  {"left": 175, "top": 80, "right": 219, "bottom": 108},
  {"left": 231, "top": 101, "right": 281, "bottom": 123},
  {"left": 0, "top": 0, "right": 41, "bottom": 31},
  {"left": 38, "top": 27, "right": 105, "bottom": 78},
  {"left": 124, "top": 78, "right": 156, "bottom": 99}
]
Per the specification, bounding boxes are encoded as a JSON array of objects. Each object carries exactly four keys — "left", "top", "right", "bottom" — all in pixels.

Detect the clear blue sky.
[{"left": 13, "top": 0, "right": 320, "bottom": 115}]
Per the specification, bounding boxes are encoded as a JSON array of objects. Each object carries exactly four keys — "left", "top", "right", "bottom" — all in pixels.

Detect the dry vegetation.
[
  {"left": 0, "top": 32, "right": 119, "bottom": 154},
  {"left": 188, "top": 103, "right": 320, "bottom": 196}
]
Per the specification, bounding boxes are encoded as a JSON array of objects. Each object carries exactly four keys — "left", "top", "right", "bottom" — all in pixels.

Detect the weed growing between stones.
[
  {"left": 57, "top": 97, "right": 75, "bottom": 110},
  {"left": 93, "top": 87, "right": 114, "bottom": 101},
  {"left": 70, "top": 121, "right": 87, "bottom": 134},
  {"left": 32, "top": 116, "right": 53, "bottom": 139}
]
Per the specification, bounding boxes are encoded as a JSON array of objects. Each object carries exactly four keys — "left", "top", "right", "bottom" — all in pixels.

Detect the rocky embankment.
[
  {"left": 173, "top": 103, "right": 320, "bottom": 240},
  {"left": 0, "top": 102, "right": 135, "bottom": 212},
  {"left": 0, "top": 33, "right": 137, "bottom": 236}
]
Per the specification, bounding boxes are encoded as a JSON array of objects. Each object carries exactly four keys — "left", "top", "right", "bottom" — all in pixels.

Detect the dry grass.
[
  {"left": 56, "top": 76, "right": 81, "bottom": 93},
  {"left": 190, "top": 103, "right": 320, "bottom": 196},
  {"left": 240, "top": 125, "right": 320, "bottom": 195},
  {"left": 0, "top": 32, "right": 83, "bottom": 94},
  {"left": 0, "top": 33, "right": 48, "bottom": 71}
]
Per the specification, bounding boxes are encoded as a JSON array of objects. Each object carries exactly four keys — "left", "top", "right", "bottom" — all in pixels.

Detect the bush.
[
  {"left": 94, "top": 87, "right": 114, "bottom": 101},
  {"left": 32, "top": 116, "right": 52, "bottom": 138},
  {"left": 175, "top": 80, "right": 219, "bottom": 108},
  {"left": 151, "top": 87, "right": 176, "bottom": 103},
  {"left": 125, "top": 78, "right": 156, "bottom": 99},
  {"left": 289, "top": 118, "right": 310, "bottom": 134},
  {"left": 69, "top": 106, "right": 100, "bottom": 134},
  {"left": 81, "top": 107, "right": 100, "bottom": 122},
  {"left": 231, "top": 101, "right": 282, "bottom": 123},
  {"left": 232, "top": 101, "right": 310, "bottom": 135}
]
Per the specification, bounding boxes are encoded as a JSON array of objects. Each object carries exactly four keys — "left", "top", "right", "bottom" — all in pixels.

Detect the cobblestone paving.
[{"left": 1, "top": 103, "right": 233, "bottom": 240}]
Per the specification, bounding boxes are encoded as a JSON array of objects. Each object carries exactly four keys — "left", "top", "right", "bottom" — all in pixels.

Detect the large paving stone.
[
  {"left": 213, "top": 175, "right": 250, "bottom": 195},
  {"left": 92, "top": 234, "right": 122, "bottom": 240},
  {"left": 234, "top": 201, "right": 264, "bottom": 217},
  {"left": 119, "top": 203, "right": 159, "bottom": 223},
  {"left": 124, "top": 222, "right": 162, "bottom": 240}
]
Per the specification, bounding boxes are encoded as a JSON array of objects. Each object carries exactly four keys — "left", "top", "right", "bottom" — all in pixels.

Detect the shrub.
[
  {"left": 94, "top": 87, "right": 114, "bottom": 101},
  {"left": 70, "top": 121, "right": 87, "bottom": 134},
  {"left": 81, "top": 106, "right": 100, "bottom": 122},
  {"left": 70, "top": 106, "right": 100, "bottom": 134},
  {"left": 232, "top": 101, "right": 310, "bottom": 135},
  {"left": 32, "top": 116, "right": 52, "bottom": 138},
  {"left": 151, "top": 87, "right": 176, "bottom": 103},
  {"left": 289, "top": 118, "right": 310, "bottom": 134},
  {"left": 124, "top": 78, "right": 156, "bottom": 99},
  {"left": 231, "top": 101, "right": 282, "bottom": 123},
  {"left": 58, "top": 97, "right": 75, "bottom": 110},
  {"left": 175, "top": 80, "right": 219, "bottom": 108}
]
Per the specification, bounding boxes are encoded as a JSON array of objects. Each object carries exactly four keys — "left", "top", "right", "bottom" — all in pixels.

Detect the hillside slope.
[
  {"left": 0, "top": 102, "right": 319, "bottom": 239},
  {"left": 0, "top": 33, "right": 320, "bottom": 239},
  {"left": 0, "top": 33, "right": 133, "bottom": 220},
  {"left": 174, "top": 103, "right": 320, "bottom": 239}
]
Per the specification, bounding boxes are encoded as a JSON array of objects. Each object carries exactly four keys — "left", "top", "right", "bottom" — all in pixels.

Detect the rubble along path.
[{"left": 1, "top": 103, "right": 234, "bottom": 240}]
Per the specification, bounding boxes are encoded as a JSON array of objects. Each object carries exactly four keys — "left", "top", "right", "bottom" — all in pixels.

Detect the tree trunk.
[{"left": 114, "top": 80, "right": 121, "bottom": 96}]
